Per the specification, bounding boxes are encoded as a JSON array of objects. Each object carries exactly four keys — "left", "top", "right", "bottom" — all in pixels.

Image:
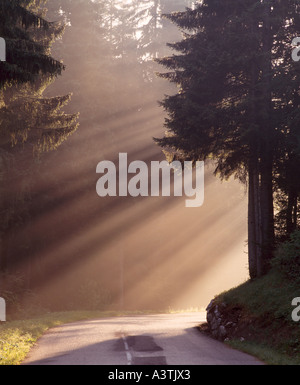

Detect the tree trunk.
[
  {"left": 248, "top": 14, "right": 263, "bottom": 279},
  {"left": 259, "top": 154, "right": 274, "bottom": 274},
  {"left": 257, "top": 0, "right": 274, "bottom": 274},
  {"left": 287, "top": 187, "right": 298, "bottom": 235},
  {"left": 248, "top": 160, "right": 260, "bottom": 279}
]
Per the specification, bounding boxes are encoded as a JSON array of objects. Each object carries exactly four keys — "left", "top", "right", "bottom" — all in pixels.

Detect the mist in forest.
[{"left": 1, "top": 0, "right": 249, "bottom": 312}]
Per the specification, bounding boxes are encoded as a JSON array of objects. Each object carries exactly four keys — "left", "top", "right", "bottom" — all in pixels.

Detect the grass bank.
[{"left": 213, "top": 269, "right": 300, "bottom": 365}]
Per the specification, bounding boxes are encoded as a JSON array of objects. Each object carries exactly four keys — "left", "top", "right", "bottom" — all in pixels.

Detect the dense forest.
[{"left": 1, "top": 0, "right": 299, "bottom": 316}]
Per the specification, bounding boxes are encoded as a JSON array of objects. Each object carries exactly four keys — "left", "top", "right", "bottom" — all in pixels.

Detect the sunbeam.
[{"left": 1, "top": 0, "right": 249, "bottom": 315}]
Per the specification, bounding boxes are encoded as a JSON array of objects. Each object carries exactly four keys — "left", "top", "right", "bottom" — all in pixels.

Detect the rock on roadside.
[{"left": 205, "top": 299, "right": 242, "bottom": 341}]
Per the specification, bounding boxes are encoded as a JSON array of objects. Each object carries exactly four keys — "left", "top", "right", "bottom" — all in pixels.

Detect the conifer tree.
[
  {"left": 0, "top": 0, "right": 79, "bottom": 155},
  {"left": 0, "top": 0, "right": 65, "bottom": 89},
  {"left": 155, "top": 0, "right": 300, "bottom": 278},
  {"left": 0, "top": 0, "right": 79, "bottom": 274}
]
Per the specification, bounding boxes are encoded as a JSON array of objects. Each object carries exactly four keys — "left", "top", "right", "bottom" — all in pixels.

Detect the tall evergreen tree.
[
  {"left": 155, "top": 0, "right": 300, "bottom": 278},
  {"left": 0, "top": 0, "right": 79, "bottom": 275}
]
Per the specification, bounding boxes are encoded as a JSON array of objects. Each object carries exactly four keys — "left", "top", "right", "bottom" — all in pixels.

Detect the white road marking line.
[{"left": 122, "top": 335, "right": 132, "bottom": 365}]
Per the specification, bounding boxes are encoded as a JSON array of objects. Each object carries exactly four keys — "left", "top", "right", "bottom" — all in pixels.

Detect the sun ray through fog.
[{"left": 1, "top": 0, "right": 250, "bottom": 314}]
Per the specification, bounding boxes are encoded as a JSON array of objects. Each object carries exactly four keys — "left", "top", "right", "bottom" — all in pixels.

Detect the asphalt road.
[{"left": 22, "top": 312, "right": 264, "bottom": 365}]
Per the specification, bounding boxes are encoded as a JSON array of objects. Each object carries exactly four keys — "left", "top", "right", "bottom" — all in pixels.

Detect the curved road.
[{"left": 23, "top": 312, "right": 264, "bottom": 365}]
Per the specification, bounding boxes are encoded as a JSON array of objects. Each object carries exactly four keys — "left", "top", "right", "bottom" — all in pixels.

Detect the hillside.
[{"left": 201, "top": 233, "right": 300, "bottom": 365}]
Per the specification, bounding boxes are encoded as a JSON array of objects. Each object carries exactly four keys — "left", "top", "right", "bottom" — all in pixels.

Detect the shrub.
[
  {"left": 272, "top": 230, "right": 300, "bottom": 284},
  {"left": 0, "top": 273, "right": 47, "bottom": 319}
]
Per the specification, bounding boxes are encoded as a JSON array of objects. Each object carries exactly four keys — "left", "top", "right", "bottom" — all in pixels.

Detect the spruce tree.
[
  {"left": 0, "top": 0, "right": 79, "bottom": 155},
  {"left": 155, "top": 0, "right": 300, "bottom": 278},
  {"left": 0, "top": 0, "right": 79, "bottom": 274},
  {"left": 0, "top": 0, "right": 65, "bottom": 89}
]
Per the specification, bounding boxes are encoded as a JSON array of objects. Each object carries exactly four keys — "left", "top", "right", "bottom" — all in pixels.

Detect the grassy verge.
[
  {"left": 0, "top": 309, "right": 158, "bottom": 365},
  {"left": 214, "top": 269, "right": 300, "bottom": 365}
]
